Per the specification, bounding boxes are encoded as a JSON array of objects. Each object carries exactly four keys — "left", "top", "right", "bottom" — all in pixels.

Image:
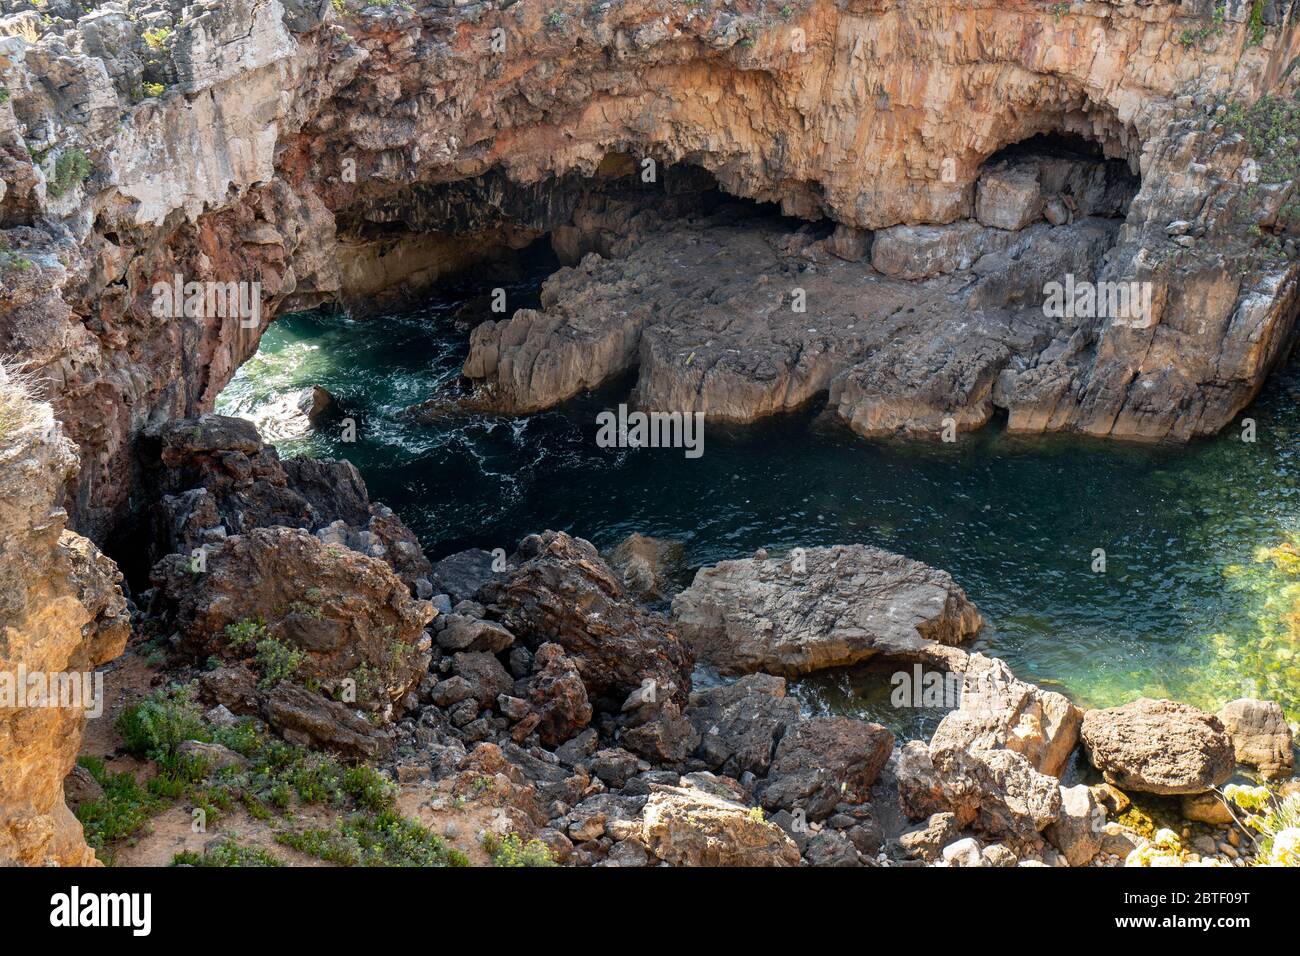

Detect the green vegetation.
[
  {"left": 1180, "top": 2, "right": 1225, "bottom": 49},
  {"left": 87, "top": 684, "right": 457, "bottom": 866},
  {"left": 483, "top": 832, "right": 557, "bottom": 867},
  {"left": 142, "top": 26, "right": 172, "bottom": 51},
  {"left": 0, "top": 236, "right": 34, "bottom": 277},
  {"left": 46, "top": 148, "right": 92, "bottom": 199},
  {"left": 279, "top": 810, "right": 470, "bottom": 866},
  {"left": 1224, "top": 784, "right": 1300, "bottom": 866},
  {"left": 1222, "top": 91, "right": 1300, "bottom": 237},
  {"left": 172, "top": 839, "right": 282, "bottom": 867},
  {"left": 221, "top": 618, "right": 304, "bottom": 689}
]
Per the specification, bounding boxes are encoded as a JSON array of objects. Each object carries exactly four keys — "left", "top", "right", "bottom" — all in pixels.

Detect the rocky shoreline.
[{"left": 7, "top": 409, "right": 1290, "bottom": 867}]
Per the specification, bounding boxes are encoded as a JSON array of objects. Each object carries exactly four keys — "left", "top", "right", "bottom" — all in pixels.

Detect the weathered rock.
[
  {"left": 482, "top": 531, "right": 693, "bottom": 709},
  {"left": 1080, "top": 699, "right": 1235, "bottom": 795},
  {"left": 975, "top": 161, "right": 1042, "bottom": 231},
  {"left": 526, "top": 642, "right": 593, "bottom": 748},
  {"left": 671, "top": 545, "right": 982, "bottom": 677},
  {"left": 942, "top": 836, "right": 984, "bottom": 867},
  {"left": 897, "top": 740, "right": 1062, "bottom": 843},
  {"left": 897, "top": 811, "right": 962, "bottom": 862},
  {"left": 1180, "top": 791, "right": 1235, "bottom": 826},
  {"left": 451, "top": 652, "right": 514, "bottom": 709},
  {"left": 641, "top": 776, "right": 801, "bottom": 867},
  {"left": 760, "top": 717, "right": 894, "bottom": 821},
  {"left": 430, "top": 549, "right": 508, "bottom": 604},
  {"left": 0, "top": 382, "right": 128, "bottom": 866},
  {"left": 436, "top": 614, "right": 514, "bottom": 654},
  {"left": 686, "top": 673, "right": 801, "bottom": 778},
  {"left": 1044, "top": 784, "right": 1104, "bottom": 867},
  {"left": 1216, "top": 698, "right": 1294, "bottom": 781},
  {"left": 151, "top": 526, "right": 433, "bottom": 710},
  {"left": 62, "top": 765, "right": 103, "bottom": 813},
  {"left": 929, "top": 653, "right": 1081, "bottom": 778}
]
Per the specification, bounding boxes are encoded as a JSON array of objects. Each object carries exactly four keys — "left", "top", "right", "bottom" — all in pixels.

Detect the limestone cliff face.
[
  {"left": 0, "top": 370, "right": 129, "bottom": 866},
  {"left": 0, "top": 0, "right": 1298, "bottom": 537}
]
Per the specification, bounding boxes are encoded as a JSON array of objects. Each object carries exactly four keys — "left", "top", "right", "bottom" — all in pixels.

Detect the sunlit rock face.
[
  {"left": 0, "top": 0, "right": 1297, "bottom": 538},
  {"left": 0, "top": 376, "right": 128, "bottom": 866}
]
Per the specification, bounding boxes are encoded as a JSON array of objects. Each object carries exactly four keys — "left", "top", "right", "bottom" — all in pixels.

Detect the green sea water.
[{"left": 218, "top": 264, "right": 1300, "bottom": 737}]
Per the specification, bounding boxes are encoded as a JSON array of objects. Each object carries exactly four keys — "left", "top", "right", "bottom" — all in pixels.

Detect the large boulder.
[
  {"left": 670, "top": 545, "right": 982, "bottom": 677},
  {"left": 1080, "top": 699, "right": 1234, "bottom": 795},
  {"left": 641, "top": 775, "right": 801, "bottom": 867},
  {"left": 526, "top": 642, "right": 593, "bottom": 747},
  {"left": 759, "top": 717, "right": 894, "bottom": 820},
  {"left": 975, "top": 161, "right": 1043, "bottom": 231},
  {"left": 481, "top": 531, "right": 693, "bottom": 710},
  {"left": 686, "top": 674, "right": 801, "bottom": 778},
  {"left": 1216, "top": 698, "right": 1294, "bottom": 781},
  {"left": 152, "top": 526, "right": 433, "bottom": 711}
]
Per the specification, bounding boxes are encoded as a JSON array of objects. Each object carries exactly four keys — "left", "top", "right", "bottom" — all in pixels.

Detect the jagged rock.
[
  {"left": 482, "top": 531, "right": 693, "bottom": 709},
  {"left": 1216, "top": 698, "right": 1294, "bottom": 780},
  {"left": 641, "top": 776, "right": 801, "bottom": 867},
  {"left": 804, "top": 829, "right": 862, "bottom": 866},
  {"left": 897, "top": 740, "right": 1062, "bottom": 843},
  {"left": 671, "top": 545, "right": 982, "bottom": 677},
  {"left": 62, "top": 766, "right": 103, "bottom": 813},
  {"left": 261, "top": 681, "right": 396, "bottom": 761},
  {"left": 1080, "top": 699, "right": 1235, "bottom": 795},
  {"left": 152, "top": 526, "right": 433, "bottom": 710},
  {"left": 526, "top": 642, "right": 592, "bottom": 748},
  {"left": 590, "top": 749, "right": 644, "bottom": 789},
  {"left": 975, "top": 161, "right": 1043, "bottom": 231},
  {"left": 0, "top": 385, "right": 128, "bottom": 866},
  {"left": 896, "top": 811, "right": 962, "bottom": 862},
  {"left": 686, "top": 673, "right": 801, "bottom": 778},
  {"left": 929, "top": 652, "right": 1081, "bottom": 778},
  {"left": 760, "top": 717, "right": 894, "bottom": 821},
  {"left": 871, "top": 221, "right": 1000, "bottom": 279},
  {"left": 981, "top": 843, "right": 1019, "bottom": 867},
  {"left": 296, "top": 385, "right": 343, "bottom": 427},
  {"left": 942, "top": 836, "right": 984, "bottom": 867},
  {"left": 1044, "top": 784, "right": 1104, "bottom": 867}
]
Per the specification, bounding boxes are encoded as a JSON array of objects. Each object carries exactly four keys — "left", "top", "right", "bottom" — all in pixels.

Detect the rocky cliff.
[
  {"left": 0, "top": 0, "right": 1298, "bottom": 541},
  {"left": 0, "top": 365, "right": 128, "bottom": 865}
]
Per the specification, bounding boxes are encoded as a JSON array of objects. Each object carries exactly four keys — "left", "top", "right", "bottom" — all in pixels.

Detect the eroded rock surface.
[
  {"left": 671, "top": 544, "right": 982, "bottom": 677},
  {"left": 1080, "top": 698, "right": 1235, "bottom": 795}
]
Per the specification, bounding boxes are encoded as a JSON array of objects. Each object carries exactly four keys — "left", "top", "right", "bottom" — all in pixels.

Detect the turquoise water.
[{"left": 218, "top": 265, "right": 1300, "bottom": 733}]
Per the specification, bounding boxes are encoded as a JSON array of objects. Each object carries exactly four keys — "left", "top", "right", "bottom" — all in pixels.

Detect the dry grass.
[{"left": 0, "top": 358, "right": 48, "bottom": 443}]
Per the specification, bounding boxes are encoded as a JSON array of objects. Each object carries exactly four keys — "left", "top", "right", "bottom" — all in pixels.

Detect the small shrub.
[
  {"left": 117, "top": 684, "right": 208, "bottom": 771},
  {"left": 485, "top": 832, "right": 557, "bottom": 867},
  {"left": 172, "top": 839, "right": 282, "bottom": 867},
  {"left": 47, "top": 148, "right": 92, "bottom": 199}
]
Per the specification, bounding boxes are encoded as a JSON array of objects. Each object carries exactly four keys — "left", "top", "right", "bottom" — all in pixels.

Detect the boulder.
[
  {"left": 670, "top": 545, "right": 982, "bottom": 677},
  {"left": 1080, "top": 699, "right": 1234, "bottom": 794},
  {"left": 686, "top": 673, "right": 801, "bottom": 778},
  {"left": 897, "top": 740, "right": 1062, "bottom": 843},
  {"left": 451, "top": 651, "right": 514, "bottom": 708},
  {"left": 606, "top": 532, "right": 683, "bottom": 602},
  {"left": 870, "top": 221, "right": 1001, "bottom": 279},
  {"left": 526, "top": 642, "right": 593, "bottom": 747},
  {"left": 896, "top": 811, "right": 961, "bottom": 862},
  {"left": 1180, "top": 791, "right": 1234, "bottom": 826},
  {"left": 430, "top": 548, "right": 509, "bottom": 604},
  {"left": 942, "top": 836, "right": 984, "bottom": 867},
  {"left": 152, "top": 526, "right": 433, "bottom": 709},
  {"left": 482, "top": 531, "right": 693, "bottom": 709},
  {"left": 975, "top": 161, "right": 1043, "bottom": 230},
  {"left": 760, "top": 717, "right": 894, "bottom": 820},
  {"left": 1216, "top": 698, "right": 1294, "bottom": 780},
  {"left": 436, "top": 614, "right": 515, "bottom": 653},
  {"left": 1044, "top": 784, "right": 1104, "bottom": 866},
  {"left": 641, "top": 776, "right": 801, "bottom": 867}
]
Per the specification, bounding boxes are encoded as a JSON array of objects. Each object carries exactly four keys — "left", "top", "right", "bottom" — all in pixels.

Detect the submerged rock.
[{"left": 670, "top": 544, "right": 982, "bottom": 677}]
